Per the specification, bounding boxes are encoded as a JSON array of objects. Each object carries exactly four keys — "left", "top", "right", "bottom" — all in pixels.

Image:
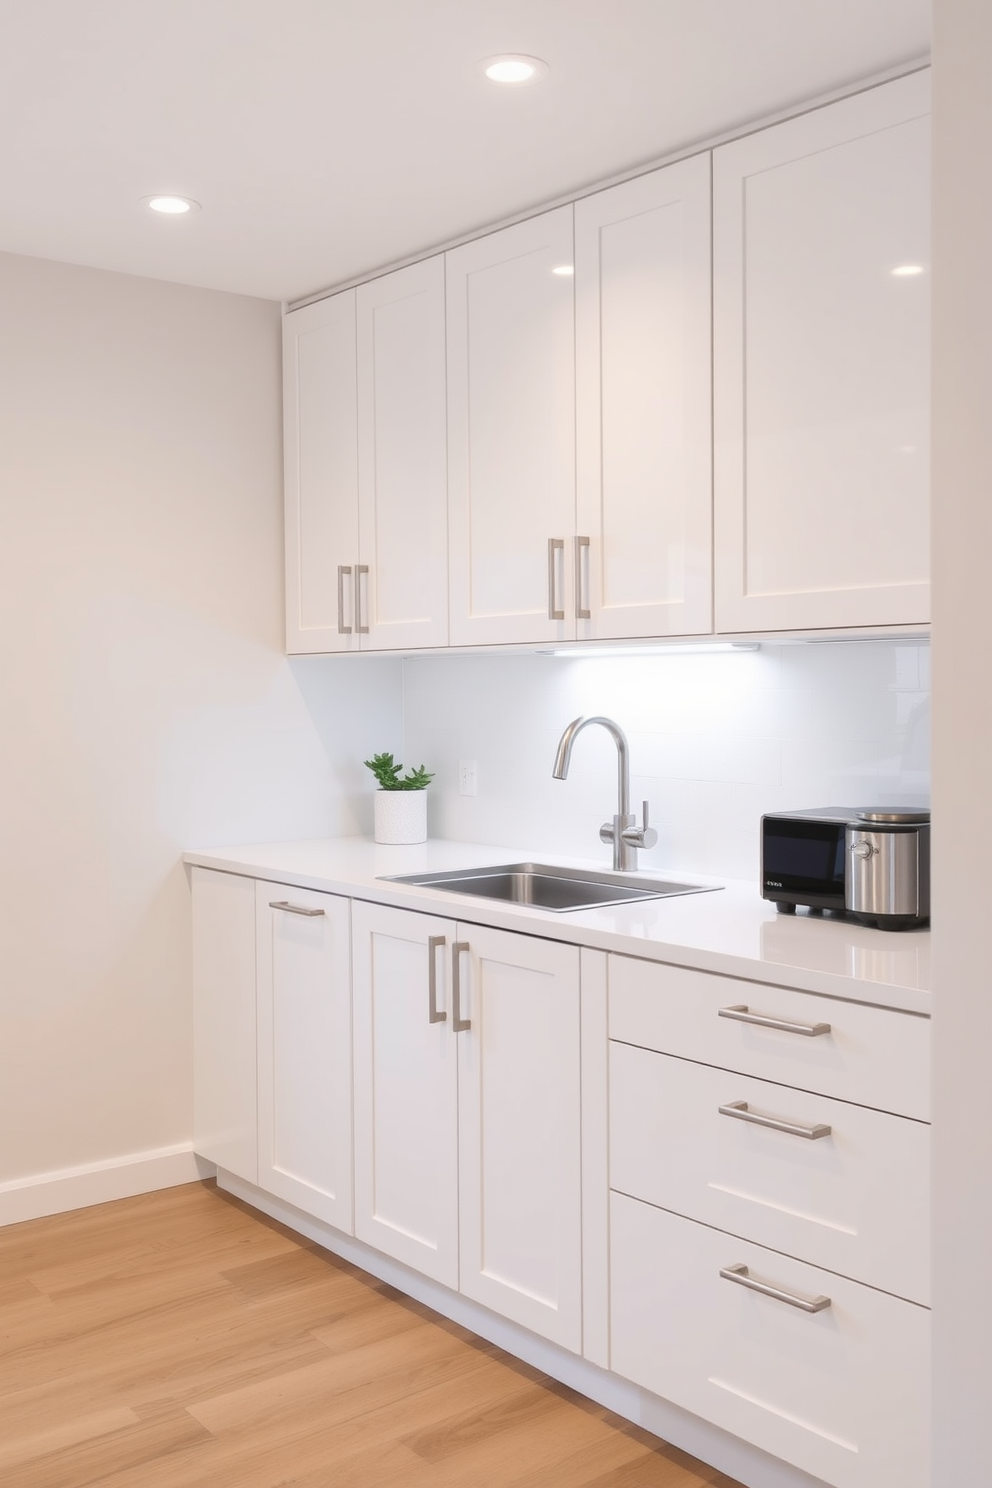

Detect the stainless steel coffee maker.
[{"left": 845, "top": 809, "right": 930, "bottom": 929}]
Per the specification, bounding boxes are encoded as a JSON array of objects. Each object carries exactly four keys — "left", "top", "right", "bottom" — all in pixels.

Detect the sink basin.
[{"left": 378, "top": 862, "right": 721, "bottom": 913}]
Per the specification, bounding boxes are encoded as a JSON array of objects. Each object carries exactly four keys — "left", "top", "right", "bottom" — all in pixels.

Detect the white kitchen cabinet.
[
  {"left": 455, "top": 923, "right": 583, "bottom": 1349},
  {"left": 191, "top": 867, "right": 258, "bottom": 1184},
  {"left": 446, "top": 207, "right": 577, "bottom": 646},
  {"left": 256, "top": 884, "right": 353, "bottom": 1231},
  {"left": 284, "top": 257, "right": 447, "bottom": 653},
  {"left": 351, "top": 901, "right": 459, "bottom": 1285},
  {"left": 284, "top": 289, "right": 360, "bottom": 653},
  {"left": 575, "top": 155, "right": 713, "bottom": 639},
  {"left": 607, "top": 949, "right": 931, "bottom": 1488},
  {"left": 611, "top": 1195, "right": 930, "bottom": 1488},
  {"left": 713, "top": 70, "right": 931, "bottom": 633},
  {"left": 356, "top": 257, "right": 448, "bottom": 649},
  {"left": 352, "top": 900, "right": 585, "bottom": 1352}
]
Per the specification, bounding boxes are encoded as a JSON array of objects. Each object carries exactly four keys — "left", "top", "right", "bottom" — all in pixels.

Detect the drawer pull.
[
  {"left": 719, "top": 1099, "right": 831, "bottom": 1141},
  {"left": 718, "top": 1003, "right": 831, "bottom": 1038},
  {"left": 719, "top": 1262, "right": 831, "bottom": 1314},
  {"left": 268, "top": 901, "right": 325, "bottom": 917}
]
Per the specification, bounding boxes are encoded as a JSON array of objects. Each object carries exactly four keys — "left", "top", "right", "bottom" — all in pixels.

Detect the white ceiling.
[{"left": 0, "top": 1, "right": 930, "bottom": 304}]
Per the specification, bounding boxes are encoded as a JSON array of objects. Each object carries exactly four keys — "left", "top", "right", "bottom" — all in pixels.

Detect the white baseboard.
[
  {"left": 218, "top": 1170, "right": 828, "bottom": 1488},
  {"left": 0, "top": 1144, "right": 217, "bottom": 1227}
]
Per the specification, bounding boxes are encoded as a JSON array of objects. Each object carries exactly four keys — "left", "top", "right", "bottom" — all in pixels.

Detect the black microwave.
[{"left": 760, "top": 807, "right": 861, "bottom": 914}]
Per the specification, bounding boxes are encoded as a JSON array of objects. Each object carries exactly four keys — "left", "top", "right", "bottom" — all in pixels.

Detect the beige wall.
[
  {"left": 0, "top": 252, "right": 401, "bottom": 1192},
  {"left": 932, "top": 1, "right": 992, "bottom": 1477}
]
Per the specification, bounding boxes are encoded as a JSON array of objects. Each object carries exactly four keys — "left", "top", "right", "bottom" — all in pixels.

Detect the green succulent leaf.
[{"left": 364, "top": 752, "right": 434, "bottom": 791}]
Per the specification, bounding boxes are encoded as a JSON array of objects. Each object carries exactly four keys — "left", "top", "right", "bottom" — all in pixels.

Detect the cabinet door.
[
  {"left": 283, "top": 291, "right": 360, "bottom": 653},
  {"left": 575, "top": 156, "right": 712, "bottom": 638},
  {"left": 447, "top": 207, "right": 576, "bottom": 645},
  {"left": 456, "top": 924, "right": 583, "bottom": 1351},
  {"left": 351, "top": 902, "right": 459, "bottom": 1286},
  {"left": 191, "top": 867, "right": 257, "bottom": 1184},
  {"left": 256, "top": 885, "right": 353, "bottom": 1231},
  {"left": 357, "top": 257, "right": 448, "bottom": 651},
  {"left": 714, "top": 71, "right": 931, "bottom": 632}
]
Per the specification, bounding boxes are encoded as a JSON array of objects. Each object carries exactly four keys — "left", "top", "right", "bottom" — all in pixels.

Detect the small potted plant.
[{"left": 364, "top": 752, "right": 434, "bottom": 844}]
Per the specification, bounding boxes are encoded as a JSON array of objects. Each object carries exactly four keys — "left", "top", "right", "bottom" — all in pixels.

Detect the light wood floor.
[{"left": 0, "top": 1181, "right": 745, "bottom": 1488}]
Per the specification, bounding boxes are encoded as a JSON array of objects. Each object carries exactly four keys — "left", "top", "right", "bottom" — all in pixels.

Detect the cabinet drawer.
[
  {"left": 610, "top": 1194, "right": 930, "bottom": 1488},
  {"left": 609, "top": 955, "right": 930, "bottom": 1120},
  {"left": 610, "top": 1043, "right": 930, "bottom": 1303}
]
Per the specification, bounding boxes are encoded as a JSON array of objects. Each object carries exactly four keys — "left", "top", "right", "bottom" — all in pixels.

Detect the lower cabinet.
[
  {"left": 611, "top": 1195, "right": 929, "bottom": 1488},
  {"left": 256, "top": 883, "right": 353, "bottom": 1232},
  {"left": 606, "top": 952, "right": 931, "bottom": 1488},
  {"left": 351, "top": 900, "right": 584, "bottom": 1352},
  {"left": 191, "top": 868, "right": 931, "bottom": 1488}
]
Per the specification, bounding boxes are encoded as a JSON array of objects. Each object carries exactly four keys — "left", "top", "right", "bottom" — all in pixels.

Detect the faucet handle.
[{"left": 622, "top": 801, "right": 658, "bottom": 851}]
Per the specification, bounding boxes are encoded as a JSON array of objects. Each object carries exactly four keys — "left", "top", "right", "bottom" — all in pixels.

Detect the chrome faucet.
[{"left": 552, "top": 715, "right": 657, "bottom": 872}]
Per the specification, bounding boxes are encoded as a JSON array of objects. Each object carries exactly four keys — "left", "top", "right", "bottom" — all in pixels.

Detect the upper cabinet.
[
  {"left": 284, "top": 256, "right": 448, "bottom": 653},
  {"left": 284, "top": 289, "right": 360, "bottom": 653},
  {"left": 446, "top": 208, "right": 577, "bottom": 646},
  {"left": 575, "top": 155, "right": 713, "bottom": 639},
  {"left": 713, "top": 71, "right": 931, "bottom": 633},
  {"left": 284, "top": 71, "right": 931, "bottom": 653}
]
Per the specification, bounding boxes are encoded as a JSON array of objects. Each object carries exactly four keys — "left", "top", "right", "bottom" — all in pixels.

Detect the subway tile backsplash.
[{"left": 402, "top": 641, "right": 930, "bottom": 881}]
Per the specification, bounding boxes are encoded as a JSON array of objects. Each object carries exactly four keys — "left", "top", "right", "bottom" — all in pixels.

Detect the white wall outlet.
[{"left": 459, "top": 760, "right": 478, "bottom": 797}]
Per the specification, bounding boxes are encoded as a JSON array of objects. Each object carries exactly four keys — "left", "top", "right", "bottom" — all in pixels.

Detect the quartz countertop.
[{"left": 183, "top": 836, "right": 931, "bottom": 1016}]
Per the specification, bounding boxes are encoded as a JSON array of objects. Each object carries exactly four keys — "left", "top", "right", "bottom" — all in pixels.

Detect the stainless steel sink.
[{"left": 378, "top": 862, "right": 721, "bottom": 913}]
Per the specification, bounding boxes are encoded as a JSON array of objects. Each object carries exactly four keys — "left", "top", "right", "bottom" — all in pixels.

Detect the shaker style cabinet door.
[
  {"left": 283, "top": 291, "right": 360, "bottom": 653},
  {"left": 713, "top": 70, "right": 931, "bottom": 633},
  {"left": 191, "top": 867, "right": 258, "bottom": 1184},
  {"left": 455, "top": 925, "right": 583, "bottom": 1351},
  {"left": 575, "top": 155, "right": 713, "bottom": 639},
  {"left": 351, "top": 901, "right": 459, "bottom": 1287},
  {"left": 357, "top": 257, "right": 449, "bottom": 650},
  {"left": 446, "top": 207, "right": 576, "bottom": 646},
  {"left": 256, "top": 884, "right": 353, "bottom": 1232}
]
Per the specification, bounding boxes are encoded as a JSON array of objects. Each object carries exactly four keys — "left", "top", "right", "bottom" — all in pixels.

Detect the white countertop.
[{"left": 183, "top": 836, "right": 931, "bottom": 1016}]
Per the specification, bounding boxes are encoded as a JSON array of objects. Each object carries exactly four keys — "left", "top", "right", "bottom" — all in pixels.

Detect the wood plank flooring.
[{"left": 0, "top": 1181, "right": 745, "bottom": 1487}]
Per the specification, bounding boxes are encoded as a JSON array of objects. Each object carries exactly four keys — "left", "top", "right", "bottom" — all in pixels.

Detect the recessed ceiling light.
[
  {"left": 552, "top": 265, "right": 574, "bottom": 276},
  {"left": 141, "top": 195, "right": 200, "bottom": 216},
  {"left": 481, "top": 55, "right": 549, "bottom": 85},
  {"left": 891, "top": 264, "right": 925, "bottom": 277}
]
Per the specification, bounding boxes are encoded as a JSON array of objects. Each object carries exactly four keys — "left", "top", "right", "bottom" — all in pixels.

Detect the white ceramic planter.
[{"left": 374, "top": 790, "right": 428, "bottom": 845}]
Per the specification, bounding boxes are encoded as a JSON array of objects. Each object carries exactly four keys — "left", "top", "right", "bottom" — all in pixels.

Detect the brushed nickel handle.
[
  {"left": 428, "top": 935, "right": 447, "bottom": 1024},
  {"left": 548, "top": 538, "right": 565, "bottom": 621},
  {"left": 451, "top": 941, "right": 471, "bottom": 1031},
  {"left": 337, "top": 565, "right": 353, "bottom": 634},
  {"left": 268, "top": 900, "right": 325, "bottom": 917},
  {"left": 575, "top": 535, "right": 591, "bottom": 619},
  {"left": 720, "top": 1262, "right": 831, "bottom": 1314},
  {"left": 718, "top": 1004, "right": 831, "bottom": 1038},
  {"left": 719, "top": 1099, "right": 831, "bottom": 1141},
  {"left": 355, "top": 564, "right": 370, "bottom": 633}
]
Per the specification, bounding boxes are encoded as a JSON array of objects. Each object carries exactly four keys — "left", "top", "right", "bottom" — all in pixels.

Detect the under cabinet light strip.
[{"left": 537, "top": 642, "right": 760, "bottom": 659}]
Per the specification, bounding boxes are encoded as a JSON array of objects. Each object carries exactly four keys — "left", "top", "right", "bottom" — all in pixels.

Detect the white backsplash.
[{"left": 402, "top": 641, "right": 930, "bottom": 881}]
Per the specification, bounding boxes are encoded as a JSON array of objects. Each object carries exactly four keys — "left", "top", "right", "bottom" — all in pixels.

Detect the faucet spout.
[
  {"left": 552, "top": 715, "right": 631, "bottom": 818},
  {"left": 552, "top": 714, "right": 661, "bottom": 871}
]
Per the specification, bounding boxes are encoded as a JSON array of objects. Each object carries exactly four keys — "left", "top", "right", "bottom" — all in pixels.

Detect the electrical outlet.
[{"left": 459, "top": 760, "right": 478, "bottom": 797}]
